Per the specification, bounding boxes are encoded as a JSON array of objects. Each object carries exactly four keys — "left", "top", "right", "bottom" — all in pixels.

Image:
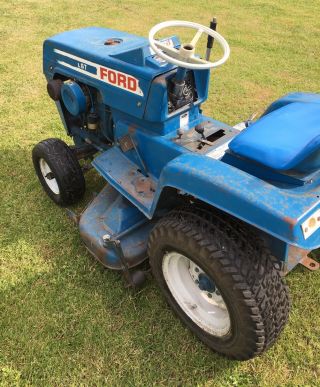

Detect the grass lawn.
[{"left": 0, "top": 0, "right": 320, "bottom": 385}]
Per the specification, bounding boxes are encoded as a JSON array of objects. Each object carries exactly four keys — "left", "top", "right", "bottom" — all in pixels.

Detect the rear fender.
[{"left": 151, "top": 153, "right": 320, "bottom": 250}]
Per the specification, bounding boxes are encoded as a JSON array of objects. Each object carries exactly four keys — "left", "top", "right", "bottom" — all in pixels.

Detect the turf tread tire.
[{"left": 148, "top": 206, "right": 290, "bottom": 360}]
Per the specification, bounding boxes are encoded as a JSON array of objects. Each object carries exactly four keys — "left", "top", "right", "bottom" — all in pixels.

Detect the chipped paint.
[{"left": 79, "top": 184, "right": 154, "bottom": 270}]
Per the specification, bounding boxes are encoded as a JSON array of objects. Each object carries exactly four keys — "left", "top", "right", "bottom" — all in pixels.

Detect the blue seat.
[{"left": 229, "top": 101, "right": 320, "bottom": 171}]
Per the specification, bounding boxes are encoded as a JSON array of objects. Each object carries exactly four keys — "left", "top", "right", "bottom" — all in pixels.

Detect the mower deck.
[{"left": 79, "top": 184, "right": 154, "bottom": 269}]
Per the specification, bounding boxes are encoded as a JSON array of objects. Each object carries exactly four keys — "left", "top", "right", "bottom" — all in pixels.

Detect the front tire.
[
  {"left": 32, "top": 138, "right": 85, "bottom": 206},
  {"left": 148, "top": 207, "right": 290, "bottom": 360}
]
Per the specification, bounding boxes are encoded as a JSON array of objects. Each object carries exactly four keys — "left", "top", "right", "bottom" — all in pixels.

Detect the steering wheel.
[{"left": 149, "top": 20, "right": 230, "bottom": 70}]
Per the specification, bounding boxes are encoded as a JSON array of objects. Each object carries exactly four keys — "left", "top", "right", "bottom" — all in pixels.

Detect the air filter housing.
[{"left": 61, "top": 80, "right": 87, "bottom": 116}]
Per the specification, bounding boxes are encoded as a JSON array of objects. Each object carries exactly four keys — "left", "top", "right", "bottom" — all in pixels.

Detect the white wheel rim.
[
  {"left": 39, "top": 158, "right": 60, "bottom": 195},
  {"left": 162, "top": 251, "right": 231, "bottom": 337},
  {"left": 149, "top": 20, "right": 230, "bottom": 70}
]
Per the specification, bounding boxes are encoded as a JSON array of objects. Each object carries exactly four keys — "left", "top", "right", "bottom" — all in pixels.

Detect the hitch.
[{"left": 300, "top": 256, "right": 320, "bottom": 271}]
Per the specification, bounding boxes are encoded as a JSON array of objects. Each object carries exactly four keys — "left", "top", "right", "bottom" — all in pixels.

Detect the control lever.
[
  {"left": 206, "top": 18, "right": 217, "bottom": 61},
  {"left": 195, "top": 123, "right": 206, "bottom": 139}
]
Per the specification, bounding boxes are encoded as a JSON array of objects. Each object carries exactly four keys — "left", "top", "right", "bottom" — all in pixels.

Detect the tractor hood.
[
  {"left": 43, "top": 27, "right": 178, "bottom": 118},
  {"left": 44, "top": 27, "right": 177, "bottom": 79}
]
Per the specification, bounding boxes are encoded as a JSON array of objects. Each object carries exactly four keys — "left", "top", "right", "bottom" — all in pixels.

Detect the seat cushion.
[{"left": 229, "top": 102, "right": 320, "bottom": 170}]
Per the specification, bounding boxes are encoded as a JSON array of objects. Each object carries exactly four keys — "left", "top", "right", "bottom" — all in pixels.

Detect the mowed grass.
[{"left": 0, "top": 0, "right": 320, "bottom": 385}]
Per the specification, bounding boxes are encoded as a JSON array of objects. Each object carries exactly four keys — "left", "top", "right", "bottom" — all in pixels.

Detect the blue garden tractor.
[{"left": 33, "top": 19, "right": 320, "bottom": 360}]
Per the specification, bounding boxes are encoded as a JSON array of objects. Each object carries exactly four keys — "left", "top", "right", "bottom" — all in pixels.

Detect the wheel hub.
[
  {"left": 198, "top": 273, "right": 215, "bottom": 292},
  {"left": 162, "top": 251, "right": 231, "bottom": 336},
  {"left": 189, "top": 261, "right": 227, "bottom": 309},
  {"left": 39, "top": 158, "right": 60, "bottom": 195}
]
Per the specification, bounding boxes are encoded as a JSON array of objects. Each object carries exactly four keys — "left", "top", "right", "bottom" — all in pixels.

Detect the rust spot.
[
  {"left": 104, "top": 38, "right": 122, "bottom": 46},
  {"left": 119, "top": 134, "right": 134, "bottom": 152},
  {"left": 153, "top": 77, "right": 167, "bottom": 86},
  {"left": 283, "top": 216, "right": 297, "bottom": 230},
  {"left": 300, "top": 256, "right": 319, "bottom": 271},
  {"left": 128, "top": 124, "right": 138, "bottom": 135},
  {"left": 131, "top": 239, "right": 146, "bottom": 249},
  {"left": 285, "top": 245, "right": 311, "bottom": 273},
  {"left": 133, "top": 176, "right": 155, "bottom": 198}
]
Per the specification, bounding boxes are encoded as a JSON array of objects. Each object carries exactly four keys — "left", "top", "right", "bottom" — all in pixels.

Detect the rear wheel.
[
  {"left": 148, "top": 207, "right": 290, "bottom": 360},
  {"left": 32, "top": 138, "right": 85, "bottom": 206}
]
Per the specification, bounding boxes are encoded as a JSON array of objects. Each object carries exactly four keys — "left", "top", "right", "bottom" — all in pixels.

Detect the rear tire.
[
  {"left": 148, "top": 207, "right": 290, "bottom": 360},
  {"left": 32, "top": 138, "right": 85, "bottom": 206}
]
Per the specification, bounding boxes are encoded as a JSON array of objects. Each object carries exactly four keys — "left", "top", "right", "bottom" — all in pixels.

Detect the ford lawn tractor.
[{"left": 33, "top": 19, "right": 320, "bottom": 360}]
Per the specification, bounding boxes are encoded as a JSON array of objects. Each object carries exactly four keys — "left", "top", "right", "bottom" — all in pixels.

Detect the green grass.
[{"left": 1, "top": 0, "right": 320, "bottom": 385}]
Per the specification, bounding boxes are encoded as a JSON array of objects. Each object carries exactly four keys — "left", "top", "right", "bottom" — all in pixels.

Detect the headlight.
[{"left": 301, "top": 209, "right": 320, "bottom": 239}]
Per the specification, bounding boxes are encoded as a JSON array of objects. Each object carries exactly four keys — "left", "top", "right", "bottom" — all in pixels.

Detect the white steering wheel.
[{"left": 149, "top": 20, "right": 230, "bottom": 70}]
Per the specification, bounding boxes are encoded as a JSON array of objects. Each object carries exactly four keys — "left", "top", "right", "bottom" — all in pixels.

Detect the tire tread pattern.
[
  {"left": 148, "top": 206, "right": 290, "bottom": 360},
  {"left": 32, "top": 138, "right": 85, "bottom": 206}
]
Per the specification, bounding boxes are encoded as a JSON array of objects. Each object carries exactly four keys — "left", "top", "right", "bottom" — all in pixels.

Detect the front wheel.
[
  {"left": 32, "top": 138, "right": 85, "bottom": 206},
  {"left": 148, "top": 207, "right": 290, "bottom": 360}
]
